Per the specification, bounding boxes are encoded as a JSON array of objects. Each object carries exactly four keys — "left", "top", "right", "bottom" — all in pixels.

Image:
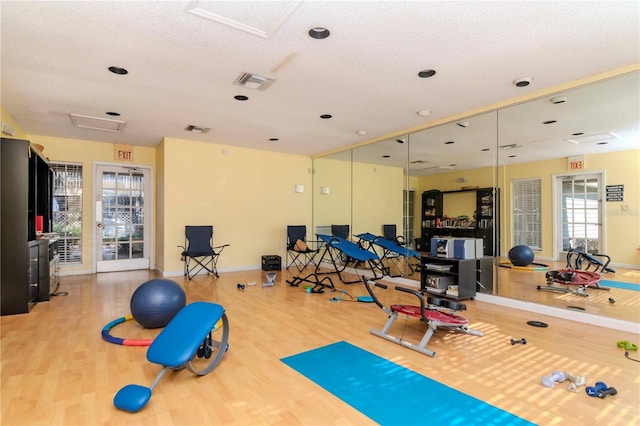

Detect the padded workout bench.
[{"left": 113, "top": 302, "right": 229, "bottom": 413}]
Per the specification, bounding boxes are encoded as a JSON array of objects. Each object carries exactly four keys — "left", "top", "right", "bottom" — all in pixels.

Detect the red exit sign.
[
  {"left": 568, "top": 155, "right": 584, "bottom": 170},
  {"left": 114, "top": 144, "right": 134, "bottom": 162}
]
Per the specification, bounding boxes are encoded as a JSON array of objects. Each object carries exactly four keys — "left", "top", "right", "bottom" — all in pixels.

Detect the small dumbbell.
[
  {"left": 237, "top": 283, "right": 245, "bottom": 290},
  {"left": 511, "top": 338, "right": 527, "bottom": 345},
  {"left": 597, "top": 386, "right": 618, "bottom": 399},
  {"left": 586, "top": 382, "right": 607, "bottom": 397},
  {"left": 565, "top": 371, "right": 586, "bottom": 392},
  {"left": 541, "top": 370, "right": 566, "bottom": 388}
]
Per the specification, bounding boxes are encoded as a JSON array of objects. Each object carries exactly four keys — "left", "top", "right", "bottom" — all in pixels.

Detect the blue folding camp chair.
[
  {"left": 178, "top": 226, "right": 229, "bottom": 279},
  {"left": 286, "top": 225, "right": 319, "bottom": 272}
]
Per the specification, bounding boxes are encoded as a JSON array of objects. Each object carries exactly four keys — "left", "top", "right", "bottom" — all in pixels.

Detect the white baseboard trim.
[{"left": 475, "top": 293, "right": 640, "bottom": 333}]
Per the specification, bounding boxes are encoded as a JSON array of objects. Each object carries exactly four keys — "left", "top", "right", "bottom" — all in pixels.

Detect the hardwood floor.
[{"left": 1, "top": 267, "right": 639, "bottom": 425}]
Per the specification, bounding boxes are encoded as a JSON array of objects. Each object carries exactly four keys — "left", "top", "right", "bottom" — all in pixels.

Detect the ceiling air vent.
[
  {"left": 233, "top": 72, "right": 276, "bottom": 90},
  {"left": 70, "top": 114, "right": 125, "bottom": 132},
  {"left": 564, "top": 132, "right": 618, "bottom": 145},
  {"left": 420, "top": 165, "right": 454, "bottom": 172},
  {"left": 185, "top": 125, "right": 210, "bottom": 134}
]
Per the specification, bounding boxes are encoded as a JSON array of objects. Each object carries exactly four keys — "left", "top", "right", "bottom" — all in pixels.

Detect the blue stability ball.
[
  {"left": 508, "top": 245, "right": 535, "bottom": 267},
  {"left": 130, "top": 279, "right": 186, "bottom": 329}
]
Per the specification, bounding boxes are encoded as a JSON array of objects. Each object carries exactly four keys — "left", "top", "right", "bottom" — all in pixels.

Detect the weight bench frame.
[
  {"left": 113, "top": 302, "right": 229, "bottom": 413},
  {"left": 363, "top": 277, "right": 482, "bottom": 357}
]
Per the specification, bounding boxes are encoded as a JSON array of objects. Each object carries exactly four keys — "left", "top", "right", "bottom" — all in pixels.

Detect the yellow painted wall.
[
  {"left": 23, "top": 135, "right": 156, "bottom": 273},
  {"left": 0, "top": 107, "right": 27, "bottom": 139},
  {"left": 313, "top": 157, "right": 352, "bottom": 233},
  {"left": 160, "top": 138, "right": 312, "bottom": 275},
  {"left": 352, "top": 162, "right": 404, "bottom": 237}
]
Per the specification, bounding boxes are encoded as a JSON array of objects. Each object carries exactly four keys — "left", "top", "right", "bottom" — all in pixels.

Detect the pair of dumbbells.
[
  {"left": 586, "top": 382, "right": 618, "bottom": 399},
  {"left": 540, "top": 370, "right": 585, "bottom": 392}
]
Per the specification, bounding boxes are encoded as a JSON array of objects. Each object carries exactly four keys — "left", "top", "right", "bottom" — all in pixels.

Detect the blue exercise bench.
[
  {"left": 113, "top": 301, "right": 229, "bottom": 413},
  {"left": 314, "top": 234, "right": 386, "bottom": 283},
  {"left": 356, "top": 232, "right": 421, "bottom": 277}
]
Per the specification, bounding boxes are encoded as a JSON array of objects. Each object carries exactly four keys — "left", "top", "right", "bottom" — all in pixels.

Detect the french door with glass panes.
[
  {"left": 556, "top": 173, "right": 603, "bottom": 258},
  {"left": 95, "top": 164, "right": 151, "bottom": 272}
]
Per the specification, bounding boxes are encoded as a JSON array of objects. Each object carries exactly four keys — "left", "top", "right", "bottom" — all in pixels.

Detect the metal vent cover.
[
  {"left": 184, "top": 125, "right": 210, "bottom": 134},
  {"left": 69, "top": 114, "right": 125, "bottom": 132},
  {"left": 233, "top": 72, "right": 276, "bottom": 90}
]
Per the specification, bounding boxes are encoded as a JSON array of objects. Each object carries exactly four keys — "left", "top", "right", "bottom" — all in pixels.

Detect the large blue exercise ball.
[
  {"left": 508, "top": 245, "right": 535, "bottom": 267},
  {"left": 130, "top": 279, "right": 186, "bottom": 329}
]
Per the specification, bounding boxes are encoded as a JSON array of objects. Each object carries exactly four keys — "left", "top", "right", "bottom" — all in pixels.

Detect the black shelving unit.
[
  {"left": 1, "top": 138, "right": 54, "bottom": 315},
  {"left": 420, "top": 256, "right": 476, "bottom": 300},
  {"left": 420, "top": 187, "right": 499, "bottom": 256}
]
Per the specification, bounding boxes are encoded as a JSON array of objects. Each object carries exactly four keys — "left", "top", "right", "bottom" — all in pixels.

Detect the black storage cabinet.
[{"left": 1, "top": 138, "right": 53, "bottom": 315}]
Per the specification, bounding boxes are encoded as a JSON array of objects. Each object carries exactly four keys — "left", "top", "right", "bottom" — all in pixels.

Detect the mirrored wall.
[{"left": 313, "top": 69, "right": 639, "bottom": 323}]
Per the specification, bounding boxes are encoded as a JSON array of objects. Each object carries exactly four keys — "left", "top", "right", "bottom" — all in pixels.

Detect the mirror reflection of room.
[{"left": 313, "top": 70, "right": 639, "bottom": 325}]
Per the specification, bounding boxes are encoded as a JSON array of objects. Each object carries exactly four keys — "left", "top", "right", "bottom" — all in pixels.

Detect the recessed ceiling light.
[
  {"left": 108, "top": 66, "right": 128, "bottom": 75},
  {"left": 572, "top": 132, "right": 584, "bottom": 136},
  {"left": 596, "top": 141, "right": 609, "bottom": 145},
  {"left": 418, "top": 69, "right": 436, "bottom": 78},
  {"left": 543, "top": 120, "right": 557, "bottom": 124},
  {"left": 444, "top": 141, "right": 455, "bottom": 145},
  {"left": 456, "top": 121, "right": 470, "bottom": 128},
  {"left": 357, "top": 130, "right": 368, "bottom": 136},
  {"left": 382, "top": 155, "right": 390, "bottom": 158},
  {"left": 508, "top": 155, "right": 517, "bottom": 158},
  {"left": 481, "top": 148, "right": 490, "bottom": 152},
  {"left": 551, "top": 96, "right": 567, "bottom": 104},
  {"left": 449, "top": 164, "right": 456, "bottom": 167},
  {"left": 234, "top": 95, "right": 249, "bottom": 101},
  {"left": 320, "top": 114, "right": 332, "bottom": 119},
  {"left": 106, "top": 112, "right": 120, "bottom": 116},
  {"left": 396, "top": 139, "right": 405, "bottom": 144},
  {"left": 269, "top": 138, "right": 279, "bottom": 141},
  {"left": 417, "top": 110, "right": 431, "bottom": 117},
  {"left": 308, "top": 26, "right": 330, "bottom": 39},
  {"left": 513, "top": 77, "right": 532, "bottom": 87}
]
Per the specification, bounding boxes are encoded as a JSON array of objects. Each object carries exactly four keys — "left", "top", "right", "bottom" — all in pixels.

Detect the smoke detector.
[{"left": 233, "top": 72, "right": 276, "bottom": 90}]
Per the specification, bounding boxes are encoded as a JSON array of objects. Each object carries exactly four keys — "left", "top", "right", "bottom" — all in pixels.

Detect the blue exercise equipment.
[
  {"left": 356, "top": 232, "right": 421, "bottom": 277},
  {"left": 508, "top": 245, "right": 535, "bottom": 267},
  {"left": 113, "top": 302, "right": 229, "bottom": 413},
  {"left": 314, "top": 234, "right": 386, "bottom": 283},
  {"left": 130, "top": 279, "right": 187, "bottom": 329}
]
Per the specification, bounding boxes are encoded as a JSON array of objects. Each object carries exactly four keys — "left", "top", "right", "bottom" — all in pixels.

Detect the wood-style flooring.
[{"left": 1, "top": 266, "right": 639, "bottom": 425}]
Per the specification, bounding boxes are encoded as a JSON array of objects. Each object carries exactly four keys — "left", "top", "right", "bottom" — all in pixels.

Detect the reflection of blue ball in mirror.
[
  {"left": 130, "top": 279, "right": 186, "bottom": 329},
  {"left": 508, "top": 245, "right": 535, "bottom": 267}
]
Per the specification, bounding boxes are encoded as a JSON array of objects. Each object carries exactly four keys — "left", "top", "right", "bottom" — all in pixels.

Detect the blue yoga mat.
[
  {"left": 600, "top": 280, "right": 640, "bottom": 292},
  {"left": 281, "top": 341, "right": 535, "bottom": 426}
]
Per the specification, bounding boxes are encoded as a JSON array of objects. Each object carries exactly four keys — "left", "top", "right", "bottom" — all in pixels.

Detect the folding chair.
[
  {"left": 286, "top": 225, "right": 319, "bottom": 272},
  {"left": 331, "top": 224, "right": 350, "bottom": 239},
  {"left": 383, "top": 224, "right": 406, "bottom": 246},
  {"left": 178, "top": 226, "right": 229, "bottom": 280}
]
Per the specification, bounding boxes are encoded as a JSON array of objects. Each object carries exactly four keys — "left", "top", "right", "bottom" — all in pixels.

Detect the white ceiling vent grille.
[
  {"left": 233, "top": 72, "right": 276, "bottom": 90},
  {"left": 70, "top": 114, "right": 125, "bottom": 132},
  {"left": 564, "top": 132, "right": 619, "bottom": 145},
  {"left": 420, "top": 165, "right": 454, "bottom": 172}
]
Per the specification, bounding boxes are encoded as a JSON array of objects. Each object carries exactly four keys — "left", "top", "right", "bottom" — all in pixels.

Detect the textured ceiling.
[{"left": 1, "top": 1, "right": 639, "bottom": 165}]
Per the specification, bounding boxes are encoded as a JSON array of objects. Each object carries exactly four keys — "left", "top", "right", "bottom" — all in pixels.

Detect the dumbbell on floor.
[
  {"left": 585, "top": 382, "right": 607, "bottom": 397},
  {"left": 541, "top": 370, "right": 566, "bottom": 388},
  {"left": 597, "top": 387, "right": 617, "bottom": 399},
  {"left": 511, "top": 338, "right": 527, "bottom": 345},
  {"left": 565, "top": 371, "right": 586, "bottom": 392}
]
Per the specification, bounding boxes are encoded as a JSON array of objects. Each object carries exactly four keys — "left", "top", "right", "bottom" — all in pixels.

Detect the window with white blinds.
[
  {"left": 51, "top": 163, "right": 83, "bottom": 264},
  {"left": 512, "top": 178, "right": 541, "bottom": 250}
]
